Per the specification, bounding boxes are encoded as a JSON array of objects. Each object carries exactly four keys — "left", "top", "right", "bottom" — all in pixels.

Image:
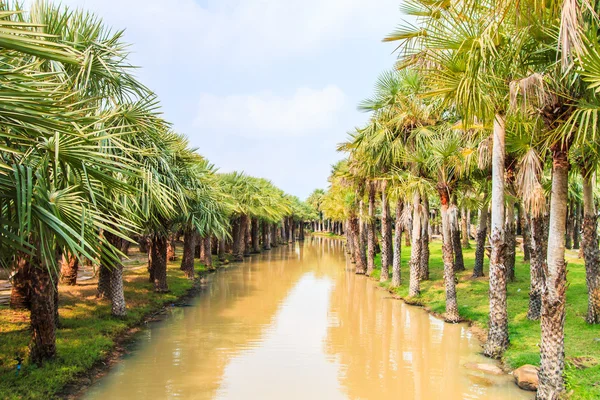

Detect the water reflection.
[{"left": 85, "top": 237, "right": 531, "bottom": 400}]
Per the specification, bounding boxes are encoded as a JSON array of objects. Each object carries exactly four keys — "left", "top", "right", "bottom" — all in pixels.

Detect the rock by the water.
[
  {"left": 513, "top": 365, "right": 539, "bottom": 391},
  {"left": 464, "top": 362, "right": 504, "bottom": 375}
]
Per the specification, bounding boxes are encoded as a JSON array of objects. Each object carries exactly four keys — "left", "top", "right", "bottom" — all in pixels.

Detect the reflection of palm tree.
[{"left": 87, "top": 246, "right": 309, "bottom": 399}]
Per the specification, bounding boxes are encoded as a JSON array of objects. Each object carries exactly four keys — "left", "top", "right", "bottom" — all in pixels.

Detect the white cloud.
[
  {"left": 194, "top": 85, "right": 346, "bottom": 138},
  {"left": 49, "top": 0, "right": 401, "bottom": 65}
]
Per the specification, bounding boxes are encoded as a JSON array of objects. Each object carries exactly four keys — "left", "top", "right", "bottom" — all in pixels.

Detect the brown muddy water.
[{"left": 84, "top": 237, "right": 532, "bottom": 400}]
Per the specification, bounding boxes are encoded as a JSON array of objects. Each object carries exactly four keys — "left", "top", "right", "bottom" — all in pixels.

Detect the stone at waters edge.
[{"left": 512, "top": 364, "right": 539, "bottom": 391}]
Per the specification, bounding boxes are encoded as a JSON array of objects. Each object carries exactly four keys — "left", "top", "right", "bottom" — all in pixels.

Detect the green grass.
[
  {"left": 311, "top": 231, "right": 345, "bottom": 239},
  {"left": 0, "top": 260, "right": 208, "bottom": 400},
  {"left": 371, "top": 239, "right": 600, "bottom": 399}
]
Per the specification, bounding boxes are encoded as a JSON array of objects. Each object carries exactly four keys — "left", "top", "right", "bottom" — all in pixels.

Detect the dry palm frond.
[
  {"left": 477, "top": 135, "right": 492, "bottom": 170},
  {"left": 401, "top": 203, "right": 413, "bottom": 230},
  {"left": 558, "top": 0, "right": 585, "bottom": 70},
  {"left": 509, "top": 73, "right": 547, "bottom": 111},
  {"left": 516, "top": 147, "right": 543, "bottom": 199},
  {"left": 526, "top": 183, "right": 548, "bottom": 217}
]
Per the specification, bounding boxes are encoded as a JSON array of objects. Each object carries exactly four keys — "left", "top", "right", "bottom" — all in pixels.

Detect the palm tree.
[{"left": 385, "top": 0, "right": 532, "bottom": 358}]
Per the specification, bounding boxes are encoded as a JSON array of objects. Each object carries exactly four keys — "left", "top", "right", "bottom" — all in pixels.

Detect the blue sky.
[{"left": 52, "top": 0, "right": 406, "bottom": 199}]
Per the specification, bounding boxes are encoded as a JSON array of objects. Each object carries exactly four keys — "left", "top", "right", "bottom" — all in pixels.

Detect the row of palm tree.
[
  {"left": 1, "top": 1, "right": 316, "bottom": 368},
  {"left": 310, "top": 1, "right": 600, "bottom": 398}
]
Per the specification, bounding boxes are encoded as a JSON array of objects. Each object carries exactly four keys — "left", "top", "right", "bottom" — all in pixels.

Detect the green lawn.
[
  {"left": 0, "top": 260, "right": 207, "bottom": 400},
  {"left": 371, "top": 239, "right": 600, "bottom": 399}
]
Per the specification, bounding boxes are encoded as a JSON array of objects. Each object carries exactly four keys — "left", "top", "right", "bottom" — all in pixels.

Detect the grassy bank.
[
  {"left": 0, "top": 258, "right": 209, "bottom": 400},
  {"left": 371, "top": 239, "right": 599, "bottom": 399},
  {"left": 310, "top": 231, "right": 345, "bottom": 239}
]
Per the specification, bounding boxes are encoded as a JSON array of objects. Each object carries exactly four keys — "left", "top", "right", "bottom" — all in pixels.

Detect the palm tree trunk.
[
  {"left": 452, "top": 207, "right": 465, "bottom": 272},
  {"left": 582, "top": 173, "right": 600, "bottom": 324},
  {"left": 232, "top": 216, "right": 246, "bottom": 261},
  {"left": 97, "top": 263, "right": 111, "bottom": 299},
  {"left": 121, "top": 239, "right": 131, "bottom": 257},
  {"left": 138, "top": 236, "right": 149, "bottom": 253},
  {"left": 271, "top": 224, "right": 278, "bottom": 247},
  {"left": 505, "top": 201, "right": 517, "bottom": 282},
  {"left": 103, "top": 232, "right": 126, "bottom": 317},
  {"left": 346, "top": 218, "right": 355, "bottom": 262},
  {"left": 381, "top": 182, "right": 392, "bottom": 281},
  {"left": 251, "top": 218, "right": 261, "bottom": 253},
  {"left": 10, "top": 256, "right": 31, "bottom": 310},
  {"left": 29, "top": 262, "right": 57, "bottom": 365},
  {"left": 573, "top": 201, "right": 581, "bottom": 250},
  {"left": 150, "top": 234, "right": 169, "bottom": 292},
  {"left": 565, "top": 203, "right": 573, "bottom": 250},
  {"left": 203, "top": 237, "right": 213, "bottom": 269},
  {"left": 420, "top": 196, "right": 430, "bottom": 281},
  {"left": 527, "top": 214, "right": 547, "bottom": 320},
  {"left": 358, "top": 200, "right": 367, "bottom": 271},
  {"left": 409, "top": 191, "right": 422, "bottom": 297},
  {"left": 350, "top": 216, "right": 364, "bottom": 272},
  {"left": 520, "top": 204, "right": 532, "bottom": 262},
  {"left": 366, "top": 182, "right": 376, "bottom": 276},
  {"left": 537, "top": 147, "right": 569, "bottom": 399},
  {"left": 461, "top": 207, "right": 470, "bottom": 248},
  {"left": 484, "top": 113, "right": 509, "bottom": 359},
  {"left": 439, "top": 188, "right": 459, "bottom": 322},
  {"left": 59, "top": 251, "right": 79, "bottom": 286},
  {"left": 281, "top": 218, "right": 287, "bottom": 244},
  {"left": 218, "top": 238, "right": 227, "bottom": 261},
  {"left": 262, "top": 221, "right": 271, "bottom": 250},
  {"left": 244, "top": 221, "right": 251, "bottom": 257},
  {"left": 167, "top": 235, "right": 176, "bottom": 261},
  {"left": 473, "top": 206, "right": 488, "bottom": 278},
  {"left": 391, "top": 199, "right": 403, "bottom": 288},
  {"left": 180, "top": 229, "right": 196, "bottom": 279}
]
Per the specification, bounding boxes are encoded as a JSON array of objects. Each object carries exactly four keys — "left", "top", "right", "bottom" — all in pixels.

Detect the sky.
[{"left": 43, "top": 0, "right": 406, "bottom": 199}]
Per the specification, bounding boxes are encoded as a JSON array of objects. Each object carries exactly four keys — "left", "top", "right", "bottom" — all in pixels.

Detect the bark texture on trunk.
[
  {"left": 473, "top": 206, "right": 488, "bottom": 278},
  {"left": 565, "top": 204, "right": 573, "bottom": 250},
  {"left": 109, "top": 262, "right": 126, "bottom": 317},
  {"left": 367, "top": 182, "right": 376, "bottom": 277},
  {"left": 10, "top": 256, "right": 31, "bottom": 310},
  {"left": 573, "top": 202, "right": 581, "bottom": 250},
  {"left": 97, "top": 263, "right": 111, "bottom": 299},
  {"left": 409, "top": 192, "right": 422, "bottom": 297},
  {"left": 346, "top": 218, "right": 356, "bottom": 262},
  {"left": 350, "top": 216, "right": 364, "bottom": 273},
  {"left": 391, "top": 199, "right": 403, "bottom": 288},
  {"left": 167, "top": 236, "right": 176, "bottom": 261},
  {"left": 505, "top": 201, "right": 516, "bottom": 282},
  {"left": 232, "top": 216, "right": 248, "bottom": 261},
  {"left": 150, "top": 234, "right": 169, "bottom": 292},
  {"left": 582, "top": 173, "right": 600, "bottom": 324},
  {"left": 484, "top": 113, "right": 509, "bottom": 359},
  {"left": 218, "top": 238, "right": 227, "bottom": 261},
  {"left": 461, "top": 207, "right": 470, "bottom": 248},
  {"left": 419, "top": 196, "right": 430, "bottom": 281},
  {"left": 251, "top": 218, "right": 261, "bottom": 253},
  {"left": 537, "top": 148, "right": 569, "bottom": 399},
  {"left": 452, "top": 207, "right": 465, "bottom": 272},
  {"left": 29, "top": 262, "right": 57, "bottom": 365},
  {"left": 271, "top": 224, "right": 278, "bottom": 247},
  {"left": 381, "top": 181, "right": 393, "bottom": 282},
  {"left": 440, "top": 197, "right": 459, "bottom": 322},
  {"left": 180, "top": 230, "right": 196, "bottom": 279},
  {"left": 203, "top": 237, "right": 213, "bottom": 269},
  {"left": 528, "top": 215, "right": 547, "bottom": 321},
  {"left": 262, "top": 221, "right": 271, "bottom": 250},
  {"left": 521, "top": 204, "right": 532, "bottom": 262},
  {"left": 244, "top": 222, "right": 251, "bottom": 257},
  {"left": 358, "top": 200, "right": 367, "bottom": 272},
  {"left": 60, "top": 252, "right": 79, "bottom": 286}
]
